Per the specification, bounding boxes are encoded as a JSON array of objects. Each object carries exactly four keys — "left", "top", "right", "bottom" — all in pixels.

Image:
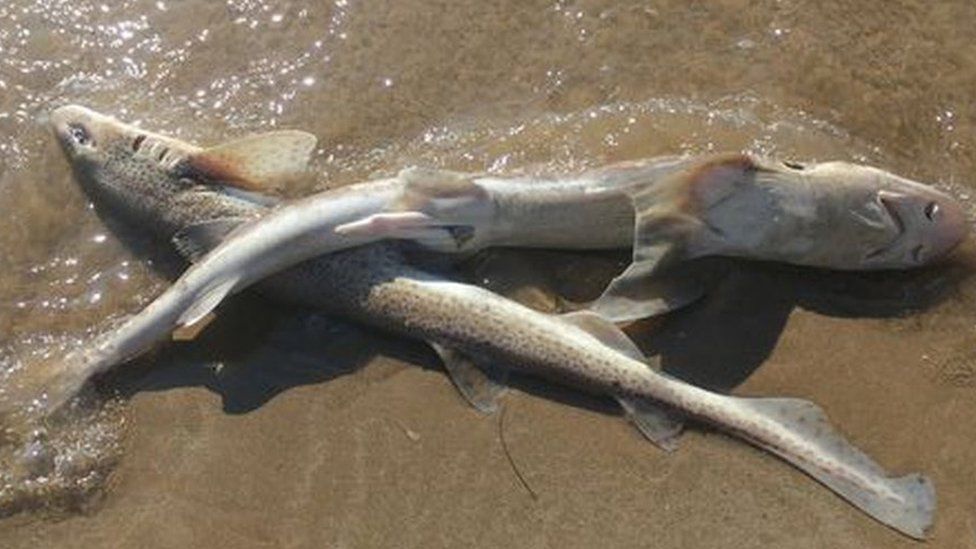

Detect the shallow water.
[{"left": 1, "top": 0, "right": 976, "bottom": 547}]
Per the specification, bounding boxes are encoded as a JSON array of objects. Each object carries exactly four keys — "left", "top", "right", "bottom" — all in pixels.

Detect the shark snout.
[
  {"left": 924, "top": 194, "right": 968, "bottom": 261},
  {"left": 48, "top": 104, "right": 123, "bottom": 157},
  {"left": 49, "top": 105, "right": 99, "bottom": 152},
  {"left": 864, "top": 186, "right": 969, "bottom": 268},
  {"left": 50, "top": 105, "right": 94, "bottom": 133}
]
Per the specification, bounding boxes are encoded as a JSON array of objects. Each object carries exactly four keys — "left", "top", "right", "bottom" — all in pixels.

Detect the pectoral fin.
[
  {"left": 335, "top": 211, "right": 438, "bottom": 236},
  {"left": 334, "top": 211, "right": 465, "bottom": 250},
  {"left": 394, "top": 166, "right": 490, "bottom": 211},
  {"left": 172, "top": 313, "right": 217, "bottom": 341},
  {"left": 429, "top": 342, "right": 508, "bottom": 413},
  {"left": 589, "top": 156, "right": 758, "bottom": 322},
  {"left": 589, "top": 244, "right": 704, "bottom": 322},
  {"left": 171, "top": 220, "right": 250, "bottom": 328},
  {"left": 560, "top": 310, "right": 648, "bottom": 363},
  {"left": 335, "top": 167, "right": 491, "bottom": 251},
  {"left": 177, "top": 277, "right": 240, "bottom": 328},
  {"left": 184, "top": 130, "right": 317, "bottom": 191},
  {"left": 172, "top": 218, "right": 250, "bottom": 262},
  {"left": 216, "top": 185, "right": 282, "bottom": 207}
]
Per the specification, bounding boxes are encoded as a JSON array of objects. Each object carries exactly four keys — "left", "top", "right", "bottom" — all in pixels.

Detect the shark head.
[
  {"left": 772, "top": 159, "right": 969, "bottom": 269},
  {"left": 686, "top": 154, "right": 969, "bottom": 270},
  {"left": 50, "top": 104, "right": 216, "bottom": 238},
  {"left": 50, "top": 105, "right": 310, "bottom": 242}
]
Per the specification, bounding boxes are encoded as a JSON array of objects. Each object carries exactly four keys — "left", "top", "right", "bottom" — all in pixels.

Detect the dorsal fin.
[
  {"left": 691, "top": 154, "right": 754, "bottom": 198},
  {"left": 625, "top": 152, "right": 759, "bottom": 237},
  {"left": 560, "top": 310, "right": 648, "bottom": 363},
  {"left": 393, "top": 167, "right": 490, "bottom": 211},
  {"left": 184, "top": 130, "right": 317, "bottom": 191}
]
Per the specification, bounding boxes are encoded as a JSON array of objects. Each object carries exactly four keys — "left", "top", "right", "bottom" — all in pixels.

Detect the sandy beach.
[{"left": 1, "top": 1, "right": 975, "bottom": 547}]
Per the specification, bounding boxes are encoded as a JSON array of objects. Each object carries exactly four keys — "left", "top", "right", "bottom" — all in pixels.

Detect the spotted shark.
[
  {"left": 15, "top": 104, "right": 943, "bottom": 538},
  {"left": 23, "top": 106, "right": 968, "bottom": 415}
]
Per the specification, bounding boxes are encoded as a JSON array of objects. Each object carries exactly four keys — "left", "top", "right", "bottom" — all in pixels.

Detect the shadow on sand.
[
  {"left": 635, "top": 254, "right": 973, "bottom": 391},
  {"left": 101, "top": 247, "right": 974, "bottom": 417}
]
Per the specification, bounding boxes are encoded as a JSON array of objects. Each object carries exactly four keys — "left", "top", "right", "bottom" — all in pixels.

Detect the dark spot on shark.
[{"left": 924, "top": 201, "right": 938, "bottom": 221}]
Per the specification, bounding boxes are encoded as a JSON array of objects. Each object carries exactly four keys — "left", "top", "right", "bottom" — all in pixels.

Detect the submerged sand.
[{"left": 1, "top": 0, "right": 976, "bottom": 547}]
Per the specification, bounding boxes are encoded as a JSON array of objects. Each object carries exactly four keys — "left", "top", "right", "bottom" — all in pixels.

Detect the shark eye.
[
  {"left": 67, "top": 123, "right": 92, "bottom": 146},
  {"left": 783, "top": 160, "right": 806, "bottom": 170},
  {"left": 924, "top": 201, "right": 938, "bottom": 221}
]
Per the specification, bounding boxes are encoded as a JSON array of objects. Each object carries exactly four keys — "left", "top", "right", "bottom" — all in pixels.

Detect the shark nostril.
[{"left": 924, "top": 202, "right": 938, "bottom": 221}]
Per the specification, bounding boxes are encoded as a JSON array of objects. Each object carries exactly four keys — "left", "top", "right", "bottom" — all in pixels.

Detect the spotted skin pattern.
[
  {"left": 47, "top": 106, "right": 935, "bottom": 539},
  {"left": 257, "top": 243, "right": 933, "bottom": 538}
]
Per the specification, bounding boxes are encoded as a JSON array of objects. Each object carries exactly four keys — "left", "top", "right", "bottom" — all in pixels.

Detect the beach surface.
[{"left": 1, "top": 1, "right": 975, "bottom": 547}]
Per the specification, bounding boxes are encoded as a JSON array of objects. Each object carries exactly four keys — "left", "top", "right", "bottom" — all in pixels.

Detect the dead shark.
[
  {"left": 21, "top": 105, "right": 940, "bottom": 538},
  {"left": 341, "top": 153, "right": 969, "bottom": 321},
  {"left": 44, "top": 107, "right": 970, "bottom": 372},
  {"left": 31, "top": 107, "right": 967, "bottom": 414},
  {"left": 21, "top": 105, "right": 647, "bottom": 409}
]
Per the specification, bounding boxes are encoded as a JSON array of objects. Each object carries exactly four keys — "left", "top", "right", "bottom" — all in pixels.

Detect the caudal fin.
[
  {"left": 734, "top": 397, "right": 935, "bottom": 539},
  {"left": 822, "top": 471, "right": 935, "bottom": 541}
]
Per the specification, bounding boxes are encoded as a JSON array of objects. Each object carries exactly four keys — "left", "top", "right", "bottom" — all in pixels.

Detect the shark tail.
[{"left": 731, "top": 397, "right": 935, "bottom": 539}]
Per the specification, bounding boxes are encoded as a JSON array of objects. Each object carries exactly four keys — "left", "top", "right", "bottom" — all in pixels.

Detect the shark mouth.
[{"left": 863, "top": 193, "right": 905, "bottom": 262}]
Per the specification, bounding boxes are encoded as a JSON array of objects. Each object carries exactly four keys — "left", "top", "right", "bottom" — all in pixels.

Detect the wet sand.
[{"left": 2, "top": 0, "right": 976, "bottom": 547}]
